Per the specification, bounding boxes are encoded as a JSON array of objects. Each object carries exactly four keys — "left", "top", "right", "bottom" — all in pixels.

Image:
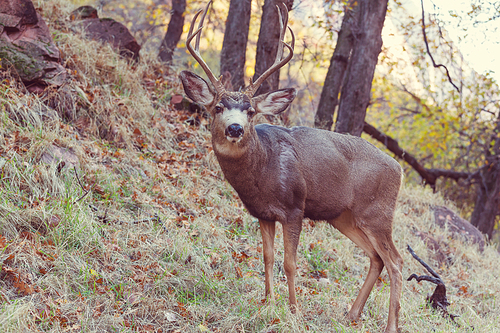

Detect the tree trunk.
[
  {"left": 253, "top": 0, "right": 293, "bottom": 96},
  {"left": 158, "top": 0, "right": 187, "bottom": 63},
  {"left": 470, "top": 119, "right": 500, "bottom": 238},
  {"left": 314, "top": 2, "right": 357, "bottom": 131},
  {"left": 335, "top": 0, "right": 388, "bottom": 136},
  {"left": 220, "top": 0, "right": 252, "bottom": 91},
  {"left": 471, "top": 166, "right": 500, "bottom": 238}
]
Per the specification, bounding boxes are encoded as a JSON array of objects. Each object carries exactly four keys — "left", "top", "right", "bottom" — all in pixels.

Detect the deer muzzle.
[{"left": 225, "top": 123, "right": 244, "bottom": 140}]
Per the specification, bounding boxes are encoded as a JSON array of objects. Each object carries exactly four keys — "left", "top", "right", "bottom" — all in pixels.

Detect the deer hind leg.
[
  {"left": 328, "top": 211, "right": 384, "bottom": 321},
  {"left": 360, "top": 226, "right": 403, "bottom": 333},
  {"left": 282, "top": 213, "right": 303, "bottom": 313},
  {"left": 259, "top": 219, "right": 276, "bottom": 301}
]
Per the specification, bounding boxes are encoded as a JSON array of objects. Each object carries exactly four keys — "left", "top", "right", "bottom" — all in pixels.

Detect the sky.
[{"left": 413, "top": 0, "right": 500, "bottom": 83}]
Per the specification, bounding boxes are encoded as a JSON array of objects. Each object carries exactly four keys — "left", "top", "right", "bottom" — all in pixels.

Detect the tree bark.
[
  {"left": 470, "top": 119, "right": 500, "bottom": 238},
  {"left": 158, "top": 0, "right": 187, "bottom": 63},
  {"left": 220, "top": 0, "right": 252, "bottom": 91},
  {"left": 253, "top": 0, "right": 293, "bottom": 96},
  {"left": 314, "top": 2, "right": 357, "bottom": 131},
  {"left": 335, "top": 0, "right": 388, "bottom": 136}
]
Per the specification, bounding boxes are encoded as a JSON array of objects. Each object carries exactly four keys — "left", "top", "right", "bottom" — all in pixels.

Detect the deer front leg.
[
  {"left": 282, "top": 215, "right": 303, "bottom": 313},
  {"left": 259, "top": 219, "right": 276, "bottom": 301}
]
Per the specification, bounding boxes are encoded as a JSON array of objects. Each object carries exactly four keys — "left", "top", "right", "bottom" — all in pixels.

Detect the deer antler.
[
  {"left": 244, "top": 2, "right": 295, "bottom": 97},
  {"left": 186, "top": 1, "right": 226, "bottom": 95}
]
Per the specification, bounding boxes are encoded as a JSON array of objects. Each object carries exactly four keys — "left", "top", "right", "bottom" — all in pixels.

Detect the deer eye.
[
  {"left": 247, "top": 107, "right": 255, "bottom": 117},
  {"left": 214, "top": 105, "right": 223, "bottom": 113}
]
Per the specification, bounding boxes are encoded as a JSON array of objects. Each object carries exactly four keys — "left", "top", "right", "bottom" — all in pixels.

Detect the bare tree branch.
[
  {"left": 420, "top": 0, "right": 460, "bottom": 93},
  {"left": 363, "top": 122, "right": 479, "bottom": 189}
]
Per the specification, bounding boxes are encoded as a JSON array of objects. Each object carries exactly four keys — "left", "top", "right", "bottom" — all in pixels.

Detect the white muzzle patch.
[
  {"left": 221, "top": 108, "right": 248, "bottom": 143},
  {"left": 226, "top": 136, "right": 243, "bottom": 143}
]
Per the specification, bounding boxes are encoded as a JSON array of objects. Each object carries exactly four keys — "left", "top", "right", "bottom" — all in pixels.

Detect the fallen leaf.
[
  {"left": 214, "top": 271, "right": 225, "bottom": 281},
  {"left": 177, "top": 302, "right": 189, "bottom": 318},
  {"left": 232, "top": 251, "right": 250, "bottom": 263},
  {"left": 0, "top": 234, "right": 7, "bottom": 248},
  {"left": 19, "top": 231, "right": 35, "bottom": 241},
  {"left": 235, "top": 266, "right": 243, "bottom": 279},
  {"left": 269, "top": 318, "right": 280, "bottom": 325},
  {"left": 171, "top": 95, "right": 184, "bottom": 104},
  {"left": 3, "top": 266, "right": 36, "bottom": 295}
]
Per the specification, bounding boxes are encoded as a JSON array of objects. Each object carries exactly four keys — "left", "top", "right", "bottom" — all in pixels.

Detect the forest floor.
[{"left": 0, "top": 0, "right": 499, "bottom": 332}]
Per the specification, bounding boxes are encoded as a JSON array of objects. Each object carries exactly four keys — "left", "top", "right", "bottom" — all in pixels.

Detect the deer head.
[{"left": 180, "top": 1, "right": 296, "bottom": 154}]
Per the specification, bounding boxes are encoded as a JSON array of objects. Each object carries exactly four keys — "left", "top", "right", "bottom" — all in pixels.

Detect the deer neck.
[{"left": 212, "top": 126, "right": 267, "bottom": 184}]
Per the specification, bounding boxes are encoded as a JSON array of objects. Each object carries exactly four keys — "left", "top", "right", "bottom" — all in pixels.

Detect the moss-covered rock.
[{"left": 0, "top": 0, "right": 67, "bottom": 92}]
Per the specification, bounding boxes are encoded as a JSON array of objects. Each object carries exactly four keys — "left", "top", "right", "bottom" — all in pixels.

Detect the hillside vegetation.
[{"left": 0, "top": 1, "right": 499, "bottom": 332}]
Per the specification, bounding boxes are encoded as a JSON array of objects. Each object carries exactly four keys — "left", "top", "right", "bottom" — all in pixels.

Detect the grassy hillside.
[{"left": 1, "top": 1, "right": 499, "bottom": 332}]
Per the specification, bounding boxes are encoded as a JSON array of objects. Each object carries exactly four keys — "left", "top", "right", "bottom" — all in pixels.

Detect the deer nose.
[{"left": 226, "top": 124, "right": 244, "bottom": 138}]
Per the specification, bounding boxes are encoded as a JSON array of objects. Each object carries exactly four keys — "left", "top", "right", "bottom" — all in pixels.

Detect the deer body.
[
  {"left": 216, "top": 124, "right": 401, "bottom": 224},
  {"left": 179, "top": 3, "right": 403, "bottom": 332}
]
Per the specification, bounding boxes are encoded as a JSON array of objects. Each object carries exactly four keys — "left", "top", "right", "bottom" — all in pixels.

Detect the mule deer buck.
[{"left": 179, "top": 2, "right": 403, "bottom": 332}]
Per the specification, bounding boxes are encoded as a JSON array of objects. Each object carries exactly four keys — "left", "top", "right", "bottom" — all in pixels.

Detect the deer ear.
[
  {"left": 252, "top": 88, "right": 296, "bottom": 115},
  {"left": 179, "top": 71, "right": 215, "bottom": 106}
]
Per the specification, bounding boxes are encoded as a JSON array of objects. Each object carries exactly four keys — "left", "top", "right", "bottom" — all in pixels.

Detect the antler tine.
[
  {"left": 186, "top": 1, "right": 225, "bottom": 94},
  {"left": 244, "top": 2, "right": 294, "bottom": 97},
  {"left": 194, "top": 1, "right": 210, "bottom": 51},
  {"left": 274, "top": 3, "right": 287, "bottom": 65}
]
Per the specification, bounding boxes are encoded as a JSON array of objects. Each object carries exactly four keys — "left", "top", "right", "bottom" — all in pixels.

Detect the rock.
[
  {"left": 0, "top": 0, "right": 38, "bottom": 26},
  {"left": 433, "top": 206, "right": 485, "bottom": 252},
  {"left": 41, "top": 144, "right": 80, "bottom": 170},
  {"left": 69, "top": 6, "right": 98, "bottom": 20},
  {"left": 0, "top": 0, "right": 67, "bottom": 92},
  {"left": 71, "top": 10, "right": 141, "bottom": 61}
]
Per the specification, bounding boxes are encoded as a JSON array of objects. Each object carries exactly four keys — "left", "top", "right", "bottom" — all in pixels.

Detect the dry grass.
[{"left": 0, "top": 1, "right": 499, "bottom": 332}]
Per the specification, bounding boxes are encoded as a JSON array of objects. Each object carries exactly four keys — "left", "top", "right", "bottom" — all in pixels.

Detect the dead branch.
[
  {"left": 118, "top": 214, "right": 162, "bottom": 226},
  {"left": 90, "top": 204, "right": 167, "bottom": 232},
  {"left": 73, "top": 166, "right": 95, "bottom": 204},
  {"left": 115, "top": 214, "right": 167, "bottom": 232},
  {"left": 407, "top": 245, "right": 460, "bottom": 326}
]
